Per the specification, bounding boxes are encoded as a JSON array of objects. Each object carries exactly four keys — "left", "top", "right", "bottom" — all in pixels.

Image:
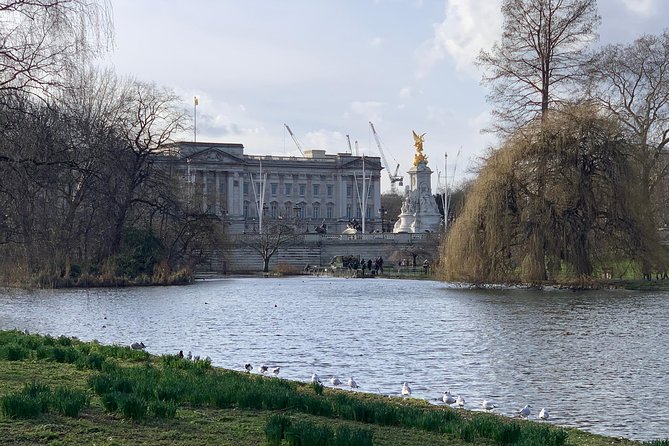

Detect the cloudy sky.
[{"left": 105, "top": 0, "right": 668, "bottom": 192}]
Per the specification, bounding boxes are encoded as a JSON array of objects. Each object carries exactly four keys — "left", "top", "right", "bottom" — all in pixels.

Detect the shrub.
[
  {"left": 117, "top": 393, "right": 147, "bottom": 420},
  {"left": 149, "top": 400, "right": 177, "bottom": 419},
  {"left": 0, "top": 393, "right": 43, "bottom": 418},
  {"left": 76, "top": 352, "right": 105, "bottom": 370},
  {"left": 51, "top": 387, "right": 90, "bottom": 417},
  {"left": 309, "top": 381, "right": 324, "bottom": 395},
  {"left": 265, "top": 414, "right": 291, "bottom": 446},
  {"left": 101, "top": 392, "right": 120, "bottom": 412},
  {"left": 0, "top": 343, "right": 30, "bottom": 361}
]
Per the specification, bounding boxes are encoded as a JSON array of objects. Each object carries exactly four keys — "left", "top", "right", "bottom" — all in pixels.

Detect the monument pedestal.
[{"left": 392, "top": 160, "right": 441, "bottom": 233}]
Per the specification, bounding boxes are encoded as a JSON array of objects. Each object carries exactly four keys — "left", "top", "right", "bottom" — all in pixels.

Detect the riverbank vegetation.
[
  {"left": 440, "top": 1, "right": 669, "bottom": 286},
  {"left": 0, "top": 330, "right": 654, "bottom": 446},
  {"left": 0, "top": 2, "right": 223, "bottom": 288}
]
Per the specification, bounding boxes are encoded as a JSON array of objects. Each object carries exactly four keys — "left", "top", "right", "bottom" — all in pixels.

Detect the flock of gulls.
[
  {"left": 131, "top": 342, "right": 551, "bottom": 422},
  {"left": 241, "top": 363, "right": 550, "bottom": 421}
]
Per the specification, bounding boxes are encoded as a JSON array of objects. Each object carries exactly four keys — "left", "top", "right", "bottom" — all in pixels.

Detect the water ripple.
[{"left": 1, "top": 277, "right": 667, "bottom": 441}]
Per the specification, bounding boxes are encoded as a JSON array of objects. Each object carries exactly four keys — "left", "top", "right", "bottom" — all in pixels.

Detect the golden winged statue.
[{"left": 412, "top": 131, "right": 428, "bottom": 166}]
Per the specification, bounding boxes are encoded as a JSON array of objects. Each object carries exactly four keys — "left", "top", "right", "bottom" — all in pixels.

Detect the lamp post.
[{"left": 379, "top": 207, "right": 388, "bottom": 233}]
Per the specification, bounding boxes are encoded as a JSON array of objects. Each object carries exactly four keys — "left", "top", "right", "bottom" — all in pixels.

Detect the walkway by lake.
[{"left": 1, "top": 277, "right": 667, "bottom": 441}]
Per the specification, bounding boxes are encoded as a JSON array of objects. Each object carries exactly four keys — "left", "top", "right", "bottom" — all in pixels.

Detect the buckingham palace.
[{"left": 158, "top": 141, "right": 384, "bottom": 235}]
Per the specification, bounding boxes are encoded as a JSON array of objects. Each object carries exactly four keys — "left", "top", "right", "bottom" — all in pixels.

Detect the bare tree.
[
  {"left": 238, "top": 220, "right": 301, "bottom": 273},
  {"left": 0, "top": 0, "right": 112, "bottom": 96},
  {"left": 586, "top": 31, "right": 669, "bottom": 222},
  {"left": 478, "top": 0, "right": 600, "bottom": 132}
]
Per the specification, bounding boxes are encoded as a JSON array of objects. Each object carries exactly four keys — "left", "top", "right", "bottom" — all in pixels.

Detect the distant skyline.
[{"left": 105, "top": 0, "right": 669, "bottom": 192}]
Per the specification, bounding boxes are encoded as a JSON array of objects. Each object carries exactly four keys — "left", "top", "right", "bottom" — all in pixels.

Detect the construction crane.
[
  {"left": 346, "top": 134, "right": 353, "bottom": 154},
  {"left": 284, "top": 124, "right": 305, "bottom": 157},
  {"left": 369, "top": 121, "right": 403, "bottom": 193}
]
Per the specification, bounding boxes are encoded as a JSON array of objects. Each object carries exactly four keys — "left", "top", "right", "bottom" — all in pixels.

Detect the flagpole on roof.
[{"left": 193, "top": 96, "right": 199, "bottom": 142}]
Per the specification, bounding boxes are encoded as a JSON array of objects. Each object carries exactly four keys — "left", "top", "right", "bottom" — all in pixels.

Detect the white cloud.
[
  {"left": 618, "top": 0, "right": 656, "bottom": 16},
  {"left": 370, "top": 36, "right": 384, "bottom": 47},
  {"left": 399, "top": 87, "right": 413, "bottom": 100},
  {"left": 426, "top": 105, "right": 456, "bottom": 126},
  {"left": 417, "top": 0, "right": 501, "bottom": 78},
  {"left": 304, "top": 130, "right": 346, "bottom": 152},
  {"left": 348, "top": 101, "right": 386, "bottom": 124}
]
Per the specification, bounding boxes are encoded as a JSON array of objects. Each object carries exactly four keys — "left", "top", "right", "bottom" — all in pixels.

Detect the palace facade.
[{"left": 157, "top": 141, "right": 384, "bottom": 235}]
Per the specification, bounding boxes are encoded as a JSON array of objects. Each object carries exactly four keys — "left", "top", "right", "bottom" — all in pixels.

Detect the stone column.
[
  {"left": 201, "top": 171, "right": 208, "bottom": 213},
  {"left": 215, "top": 171, "right": 221, "bottom": 214},
  {"left": 227, "top": 174, "right": 235, "bottom": 215},
  {"left": 339, "top": 174, "right": 347, "bottom": 218},
  {"left": 373, "top": 176, "right": 381, "bottom": 224}
]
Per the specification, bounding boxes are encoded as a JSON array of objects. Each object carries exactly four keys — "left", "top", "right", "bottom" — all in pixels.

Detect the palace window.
[
  {"left": 326, "top": 206, "right": 333, "bottom": 219},
  {"left": 299, "top": 184, "right": 306, "bottom": 196},
  {"left": 271, "top": 183, "right": 278, "bottom": 195},
  {"left": 313, "top": 184, "right": 320, "bottom": 196},
  {"left": 313, "top": 205, "right": 320, "bottom": 219},
  {"left": 285, "top": 183, "right": 292, "bottom": 196},
  {"left": 327, "top": 184, "right": 333, "bottom": 197}
]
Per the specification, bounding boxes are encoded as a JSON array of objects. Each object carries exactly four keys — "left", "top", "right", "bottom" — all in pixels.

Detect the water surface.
[{"left": 0, "top": 277, "right": 666, "bottom": 441}]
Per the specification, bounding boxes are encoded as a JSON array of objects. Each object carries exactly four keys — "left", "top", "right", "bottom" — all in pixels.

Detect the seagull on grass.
[
  {"left": 347, "top": 377, "right": 359, "bottom": 389},
  {"left": 456, "top": 395, "right": 465, "bottom": 408},
  {"left": 330, "top": 376, "right": 342, "bottom": 386},
  {"left": 518, "top": 404, "right": 532, "bottom": 418},
  {"left": 539, "top": 408, "right": 549, "bottom": 420},
  {"left": 244, "top": 363, "right": 253, "bottom": 373},
  {"left": 481, "top": 400, "right": 496, "bottom": 410},
  {"left": 401, "top": 382, "right": 412, "bottom": 396},
  {"left": 443, "top": 391, "right": 456, "bottom": 404}
]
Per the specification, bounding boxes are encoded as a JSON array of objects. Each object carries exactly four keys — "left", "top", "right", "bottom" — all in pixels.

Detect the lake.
[{"left": 0, "top": 276, "right": 667, "bottom": 441}]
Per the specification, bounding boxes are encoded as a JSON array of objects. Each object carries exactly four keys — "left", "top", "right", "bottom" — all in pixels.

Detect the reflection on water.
[{"left": 1, "top": 277, "right": 667, "bottom": 441}]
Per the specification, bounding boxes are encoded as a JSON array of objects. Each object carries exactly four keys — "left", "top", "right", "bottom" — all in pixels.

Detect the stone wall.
[{"left": 197, "top": 233, "right": 441, "bottom": 274}]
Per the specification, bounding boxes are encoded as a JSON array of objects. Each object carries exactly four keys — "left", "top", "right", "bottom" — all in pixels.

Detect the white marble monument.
[{"left": 393, "top": 132, "right": 442, "bottom": 233}]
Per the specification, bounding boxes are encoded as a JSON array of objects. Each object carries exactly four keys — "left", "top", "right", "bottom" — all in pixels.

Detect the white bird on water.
[
  {"left": 272, "top": 367, "right": 280, "bottom": 376},
  {"left": 456, "top": 395, "right": 465, "bottom": 408},
  {"left": 443, "top": 391, "right": 456, "bottom": 404},
  {"left": 539, "top": 408, "right": 549, "bottom": 420},
  {"left": 481, "top": 400, "right": 496, "bottom": 410},
  {"left": 347, "top": 377, "right": 359, "bottom": 389},
  {"left": 518, "top": 404, "right": 532, "bottom": 418},
  {"left": 401, "top": 382, "right": 412, "bottom": 396},
  {"left": 330, "top": 376, "right": 342, "bottom": 386},
  {"left": 311, "top": 373, "right": 321, "bottom": 384}
]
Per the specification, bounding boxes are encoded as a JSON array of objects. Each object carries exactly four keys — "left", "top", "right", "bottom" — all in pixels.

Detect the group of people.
[
  {"left": 397, "top": 258, "right": 431, "bottom": 274},
  {"left": 359, "top": 256, "right": 383, "bottom": 275}
]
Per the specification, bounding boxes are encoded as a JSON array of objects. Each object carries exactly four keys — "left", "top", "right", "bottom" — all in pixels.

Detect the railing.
[{"left": 232, "top": 232, "right": 437, "bottom": 243}]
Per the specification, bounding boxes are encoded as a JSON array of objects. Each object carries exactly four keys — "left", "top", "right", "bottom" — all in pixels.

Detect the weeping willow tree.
[{"left": 441, "top": 105, "right": 659, "bottom": 284}]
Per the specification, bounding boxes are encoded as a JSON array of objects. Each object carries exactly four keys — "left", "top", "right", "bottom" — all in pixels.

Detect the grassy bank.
[{"left": 0, "top": 330, "right": 660, "bottom": 445}]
